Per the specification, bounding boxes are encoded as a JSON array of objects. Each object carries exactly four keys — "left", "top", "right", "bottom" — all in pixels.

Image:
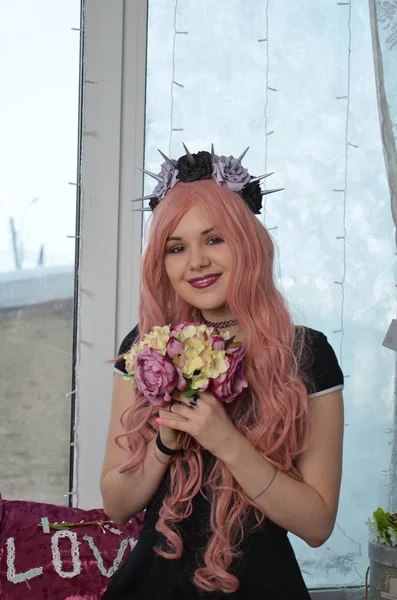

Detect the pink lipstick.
[{"left": 188, "top": 273, "right": 221, "bottom": 289}]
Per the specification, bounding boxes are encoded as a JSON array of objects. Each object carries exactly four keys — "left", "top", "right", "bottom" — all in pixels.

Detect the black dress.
[{"left": 102, "top": 327, "right": 344, "bottom": 600}]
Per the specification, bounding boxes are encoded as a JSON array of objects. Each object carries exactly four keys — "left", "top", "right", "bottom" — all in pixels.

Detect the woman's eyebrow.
[{"left": 166, "top": 227, "right": 215, "bottom": 242}]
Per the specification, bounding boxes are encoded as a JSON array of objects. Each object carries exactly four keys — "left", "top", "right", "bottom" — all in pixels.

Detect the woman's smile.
[{"left": 187, "top": 273, "right": 222, "bottom": 289}]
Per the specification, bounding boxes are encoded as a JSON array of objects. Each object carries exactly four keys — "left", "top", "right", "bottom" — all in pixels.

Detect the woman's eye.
[
  {"left": 208, "top": 237, "right": 223, "bottom": 245},
  {"left": 168, "top": 238, "right": 223, "bottom": 253},
  {"left": 169, "top": 245, "right": 185, "bottom": 254}
]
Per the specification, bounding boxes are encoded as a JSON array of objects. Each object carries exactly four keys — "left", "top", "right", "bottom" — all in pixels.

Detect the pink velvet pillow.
[{"left": 0, "top": 494, "right": 143, "bottom": 600}]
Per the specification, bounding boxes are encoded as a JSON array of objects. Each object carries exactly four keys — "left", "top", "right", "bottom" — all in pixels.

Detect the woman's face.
[{"left": 164, "top": 205, "right": 233, "bottom": 317}]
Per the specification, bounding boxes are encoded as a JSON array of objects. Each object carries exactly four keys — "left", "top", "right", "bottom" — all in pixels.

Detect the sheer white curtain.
[
  {"left": 369, "top": 0, "right": 397, "bottom": 513},
  {"left": 369, "top": 0, "right": 397, "bottom": 241}
]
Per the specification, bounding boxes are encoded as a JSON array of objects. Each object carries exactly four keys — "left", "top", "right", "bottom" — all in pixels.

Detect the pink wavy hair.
[{"left": 116, "top": 178, "right": 310, "bottom": 594}]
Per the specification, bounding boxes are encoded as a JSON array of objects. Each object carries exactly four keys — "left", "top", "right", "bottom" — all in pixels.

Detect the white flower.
[
  {"left": 379, "top": 534, "right": 390, "bottom": 546},
  {"left": 388, "top": 527, "right": 397, "bottom": 546},
  {"left": 366, "top": 517, "right": 379, "bottom": 541}
]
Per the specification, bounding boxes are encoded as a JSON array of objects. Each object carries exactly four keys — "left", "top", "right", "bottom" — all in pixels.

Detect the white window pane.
[
  {"left": 145, "top": 0, "right": 395, "bottom": 591},
  {"left": 0, "top": 1, "right": 80, "bottom": 504}
]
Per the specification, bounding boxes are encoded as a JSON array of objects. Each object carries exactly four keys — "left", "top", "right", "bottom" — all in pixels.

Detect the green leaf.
[
  {"left": 373, "top": 507, "right": 392, "bottom": 540},
  {"left": 184, "top": 388, "right": 198, "bottom": 398}
]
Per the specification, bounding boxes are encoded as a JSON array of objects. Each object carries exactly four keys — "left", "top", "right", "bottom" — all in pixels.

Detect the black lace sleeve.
[
  {"left": 114, "top": 325, "right": 139, "bottom": 376},
  {"left": 301, "top": 327, "right": 344, "bottom": 398}
]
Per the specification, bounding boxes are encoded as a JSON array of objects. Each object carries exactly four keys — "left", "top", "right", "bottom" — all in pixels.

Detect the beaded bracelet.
[{"left": 249, "top": 466, "right": 278, "bottom": 501}]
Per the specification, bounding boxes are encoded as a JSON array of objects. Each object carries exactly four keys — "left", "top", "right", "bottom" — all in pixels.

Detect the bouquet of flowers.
[
  {"left": 122, "top": 323, "right": 248, "bottom": 406},
  {"left": 366, "top": 507, "right": 397, "bottom": 546}
]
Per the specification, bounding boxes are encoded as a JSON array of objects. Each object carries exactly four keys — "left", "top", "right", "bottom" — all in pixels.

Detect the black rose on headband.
[
  {"left": 176, "top": 151, "right": 213, "bottom": 183},
  {"left": 149, "top": 196, "right": 160, "bottom": 211},
  {"left": 132, "top": 144, "right": 284, "bottom": 213},
  {"left": 240, "top": 180, "right": 262, "bottom": 215}
]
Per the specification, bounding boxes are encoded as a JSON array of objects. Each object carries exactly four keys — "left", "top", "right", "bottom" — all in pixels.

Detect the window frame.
[
  {"left": 74, "top": 0, "right": 147, "bottom": 510},
  {"left": 75, "top": 2, "right": 366, "bottom": 596},
  {"left": 311, "top": 590, "right": 364, "bottom": 599}
]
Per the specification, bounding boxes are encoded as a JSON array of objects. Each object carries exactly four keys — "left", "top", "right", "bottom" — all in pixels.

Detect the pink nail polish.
[{"left": 156, "top": 417, "right": 164, "bottom": 424}]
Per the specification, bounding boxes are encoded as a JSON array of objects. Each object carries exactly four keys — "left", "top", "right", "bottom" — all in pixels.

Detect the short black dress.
[{"left": 101, "top": 326, "right": 344, "bottom": 600}]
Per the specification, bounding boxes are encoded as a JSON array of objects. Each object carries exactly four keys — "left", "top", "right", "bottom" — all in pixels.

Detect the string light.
[
  {"left": 333, "top": 0, "right": 353, "bottom": 371},
  {"left": 258, "top": 0, "right": 271, "bottom": 223},
  {"left": 168, "top": 0, "right": 189, "bottom": 156},
  {"left": 70, "top": 420, "right": 79, "bottom": 507}
]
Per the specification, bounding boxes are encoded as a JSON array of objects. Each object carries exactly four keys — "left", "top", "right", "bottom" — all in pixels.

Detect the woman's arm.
[
  {"left": 100, "top": 375, "right": 179, "bottom": 525},
  {"left": 159, "top": 388, "right": 344, "bottom": 547},
  {"left": 218, "top": 390, "right": 344, "bottom": 547}
]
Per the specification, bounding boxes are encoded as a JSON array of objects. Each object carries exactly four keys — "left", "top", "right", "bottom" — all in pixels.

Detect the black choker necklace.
[{"left": 201, "top": 316, "right": 239, "bottom": 329}]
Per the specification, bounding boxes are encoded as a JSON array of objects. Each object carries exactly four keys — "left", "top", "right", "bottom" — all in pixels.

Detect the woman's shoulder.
[
  {"left": 294, "top": 325, "right": 344, "bottom": 399},
  {"left": 114, "top": 324, "right": 139, "bottom": 376}
]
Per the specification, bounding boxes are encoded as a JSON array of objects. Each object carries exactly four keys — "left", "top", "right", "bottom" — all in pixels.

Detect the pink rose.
[
  {"left": 134, "top": 347, "right": 186, "bottom": 406},
  {"left": 207, "top": 334, "right": 225, "bottom": 351},
  {"left": 209, "top": 346, "right": 248, "bottom": 403},
  {"left": 172, "top": 322, "right": 201, "bottom": 334},
  {"left": 166, "top": 337, "right": 184, "bottom": 358}
]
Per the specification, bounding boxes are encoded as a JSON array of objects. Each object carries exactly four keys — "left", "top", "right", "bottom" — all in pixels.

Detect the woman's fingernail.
[{"left": 156, "top": 417, "right": 164, "bottom": 424}]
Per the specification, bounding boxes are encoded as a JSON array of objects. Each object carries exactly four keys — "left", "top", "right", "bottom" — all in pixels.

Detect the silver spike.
[
  {"left": 131, "top": 194, "right": 157, "bottom": 203},
  {"left": 260, "top": 188, "right": 285, "bottom": 195},
  {"left": 211, "top": 143, "right": 216, "bottom": 164},
  {"left": 157, "top": 149, "right": 177, "bottom": 169},
  {"left": 250, "top": 172, "right": 274, "bottom": 183},
  {"left": 182, "top": 143, "right": 196, "bottom": 166},
  {"left": 231, "top": 146, "right": 249, "bottom": 168},
  {"left": 137, "top": 167, "right": 162, "bottom": 182}
]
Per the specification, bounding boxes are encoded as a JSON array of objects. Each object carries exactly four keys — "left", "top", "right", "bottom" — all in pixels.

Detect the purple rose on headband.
[
  {"left": 213, "top": 155, "right": 251, "bottom": 192},
  {"left": 153, "top": 160, "right": 179, "bottom": 200},
  {"left": 134, "top": 347, "right": 185, "bottom": 406},
  {"left": 209, "top": 345, "right": 248, "bottom": 403}
]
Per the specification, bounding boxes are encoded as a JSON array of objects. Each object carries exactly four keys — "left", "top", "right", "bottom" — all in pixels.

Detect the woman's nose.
[{"left": 189, "top": 246, "right": 211, "bottom": 270}]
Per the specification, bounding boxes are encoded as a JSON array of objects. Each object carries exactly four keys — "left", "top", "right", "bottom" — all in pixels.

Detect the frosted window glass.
[{"left": 145, "top": 0, "right": 396, "bottom": 590}]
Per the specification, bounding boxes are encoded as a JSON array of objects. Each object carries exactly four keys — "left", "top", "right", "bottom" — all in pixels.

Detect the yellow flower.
[
  {"left": 201, "top": 350, "right": 229, "bottom": 379},
  {"left": 122, "top": 353, "right": 138, "bottom": 386},
  {"left": 175, "top": 348, "right": 205, "bottom": 378},
  {"left": 178, "top": 324, "right": 198, "bottom": 340},
  {"left": 139, "top": 325, "right": 171, "bottom": 355},
  {"left": 175, "top": 323, "right": 213, "bottom": 342},
  {"left": 164, "top": 324, "right": 231, "bottom": 388},
  {"left": 191, "top": 374, "right": 210, "bottom": 390}
]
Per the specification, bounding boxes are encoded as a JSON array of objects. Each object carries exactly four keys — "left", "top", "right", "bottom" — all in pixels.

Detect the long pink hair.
[{"left": 117, "top": 179, "right": 310, "bottom": 594}]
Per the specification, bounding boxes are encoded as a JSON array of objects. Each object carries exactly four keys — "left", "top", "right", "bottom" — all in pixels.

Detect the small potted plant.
[{"left": 366, "top": 508, "right": 397, "bottom": 599}]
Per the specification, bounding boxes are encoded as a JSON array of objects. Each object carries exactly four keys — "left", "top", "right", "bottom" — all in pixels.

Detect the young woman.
[{"left": 100, "top": 146, "right": 344, "bottom": 599}]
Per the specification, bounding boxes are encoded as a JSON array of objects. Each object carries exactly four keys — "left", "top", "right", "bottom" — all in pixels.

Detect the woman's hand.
[
  {"left": 156, "top": 392, "right": 241, "bottom": 458},
  {"left": 157, "top": 391, "right": 189, "bottom": 449},
  {"left": 157, "top": 405, "right": 187, "bottom": 449}
]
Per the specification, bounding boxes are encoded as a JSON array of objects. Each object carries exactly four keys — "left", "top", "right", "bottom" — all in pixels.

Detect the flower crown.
[{"left": 132, "top": 143, "right": 284, "bottom": 214}]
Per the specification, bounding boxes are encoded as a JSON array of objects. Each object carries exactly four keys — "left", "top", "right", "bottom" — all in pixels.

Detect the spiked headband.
[{"left": 132, "top": 143, "right": 283, "bottom": 214}]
